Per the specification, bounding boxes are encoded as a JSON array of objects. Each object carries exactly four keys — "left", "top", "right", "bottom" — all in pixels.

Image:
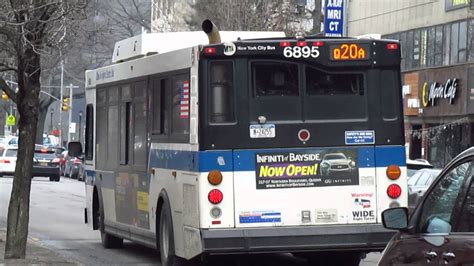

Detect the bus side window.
[
  {"left": 151, "top": 78, "right": 168, "bottom": 134},
  {"left": 209, "top": 61, "right": 235, "bottom": 123},
  {"left": 85, "top": 104, "right": 93, "bottom": 161},
  {"left": 120, "top": 102, "right": 130, "bottom": 165},
  {"left": 171, "top": 75, "right": 190, "bottom": 137}
]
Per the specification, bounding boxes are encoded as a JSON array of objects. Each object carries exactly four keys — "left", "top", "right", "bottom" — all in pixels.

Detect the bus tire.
[
  {"left": 159, "top": 202, "right": 176, "bottom": 266},
  {"left": 98, "top": 197, "right": 123, "bottom": 249}
]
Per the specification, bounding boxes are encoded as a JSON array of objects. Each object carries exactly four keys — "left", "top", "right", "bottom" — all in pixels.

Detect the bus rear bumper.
[{"left": 201, "top": 224, "right": 394, "bottom": 254}]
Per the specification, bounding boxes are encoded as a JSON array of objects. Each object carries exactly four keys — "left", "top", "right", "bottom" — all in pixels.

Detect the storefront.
[{"left": 403, "top": 64, "right": 474, "bottom": 168}]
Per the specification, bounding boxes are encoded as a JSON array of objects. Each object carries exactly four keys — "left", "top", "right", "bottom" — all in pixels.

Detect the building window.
[
  {"left": 406, "top": 31, "right": 414, "bottom": 69},
  {"left": 427, "top": 27, "right": 435, "bottom": 67},
  {"left": 459, "top": 20, "right": 467, "bottom": 63},
  {"left": 400, "top": 32, "right": 407, "bottom": 70},
  {"left": 469, "top": 19, "right": 474, "bottom": 62},
  {"left": 435, "top": 25, "right": 444, "bottom": 66},
  {"left": 444, "top": 24, "right": 451, "bottom": 65},
  {"left": 413, "top": 30, "right": 420, "bottom": 68},
  {"left": 450, "top": 22, "right": 459, "bottom": 64}
]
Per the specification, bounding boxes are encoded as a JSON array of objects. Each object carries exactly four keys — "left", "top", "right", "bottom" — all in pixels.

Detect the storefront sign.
[
  {"left": 324, "top": 0, "right": 344, "bottom": 37},
  {"left": 445, "top": 0, "right": 470, "bottom": 11},
  {"left": 421, "top": 78, "right": 459, "bottom": 107}
]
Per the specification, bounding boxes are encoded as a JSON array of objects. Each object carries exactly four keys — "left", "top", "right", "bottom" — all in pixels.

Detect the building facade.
[{"left": 347, "top": 0, "right": 474, "bottom": 167}]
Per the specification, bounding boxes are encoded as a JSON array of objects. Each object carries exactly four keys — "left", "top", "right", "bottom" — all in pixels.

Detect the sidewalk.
[{"left": 0, "top": 226, "right": 78, "bottom": 265}]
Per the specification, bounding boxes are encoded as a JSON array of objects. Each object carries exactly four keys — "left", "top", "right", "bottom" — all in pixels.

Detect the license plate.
[
  {"left": 249, "top": 124, "right": 275, "bottom": 138},
  {"left": 40, "top": 162, "right": 48, "bottom": 166}
]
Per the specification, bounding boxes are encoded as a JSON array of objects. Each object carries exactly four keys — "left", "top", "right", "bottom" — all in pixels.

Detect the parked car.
[
  {"left": 63, "top": 154, "right": 83, "bottom": 179},
  {"left": 406, "top": 158, "right": 433, "bottom": 177},
  {"left": 0, "top": 145, "right": 17, "bottom": 176},
  {"left": 380, "top": 147, "right": 474, "bottom": 265},
  {"left": 59, "top": 150, "right": 68, "bottom": 176},
  {"left": 32, "top": 146, "right": 61, "bottom": 182},
  {"left": 407, "top": 168, "right": 442, "bottom": 213}
]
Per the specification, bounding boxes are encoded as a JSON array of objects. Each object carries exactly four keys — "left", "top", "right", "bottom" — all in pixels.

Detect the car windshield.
[
  {"left": 5, "top": 149, "right": 17, "bottom": 157},
  {"left": 407, "top": 169, "right": 418, "bottom": 177},
  {"left": 35, "top": 152, "right": 56, "bottom": 160},
  {"left": 324, "top": 154, "right": 345, "bottom": 160}
]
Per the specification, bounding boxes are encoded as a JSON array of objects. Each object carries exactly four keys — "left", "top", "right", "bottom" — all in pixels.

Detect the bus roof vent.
[{"left": 112, "top": 31, "right": 286, "bottom": 63}]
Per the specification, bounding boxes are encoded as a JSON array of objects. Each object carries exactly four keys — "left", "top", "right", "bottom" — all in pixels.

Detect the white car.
[
  {"left": 0, "top": 145, "right": 17, "bottom": 176},
  {"left": 406, "top": 158, "right": 433, "bottom": 177}
]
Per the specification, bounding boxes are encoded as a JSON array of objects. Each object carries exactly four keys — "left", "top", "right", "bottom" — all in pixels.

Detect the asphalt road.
[{"left": 0, "top": 176, "right": 381, "bottom": 265}]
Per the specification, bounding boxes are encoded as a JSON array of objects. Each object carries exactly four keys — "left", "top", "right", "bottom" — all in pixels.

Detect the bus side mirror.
[{"left": 68, "top": 141, "right": 83, "bottom": 157}]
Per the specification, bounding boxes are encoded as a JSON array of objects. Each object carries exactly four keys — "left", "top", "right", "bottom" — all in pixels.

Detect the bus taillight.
[
  {"left": 386, "top": 165, "right": 401, "bottom": 180},
  {"left": 387, "top": 43, "right": 398, "bottom": 50},
  {"left": 208, "top": 189, "right": 223, "bottom": 204},
  {"left": 387, "top": 184, "right": 402, "bottom": 199},
  {"left": 204, "top": 47, "right": 216, "bottom": 54},
  {"left": 279, "top": 41, "right": 291, "bottom": 47},
  {"left": 313, "top": 41, "right": 324, "bottom": 46},
  {"left": 297, "top": 41, "right": 307, "bottom": 46},
  {"left": 208, "top": 170, "right": 223, "bottom": 185}
]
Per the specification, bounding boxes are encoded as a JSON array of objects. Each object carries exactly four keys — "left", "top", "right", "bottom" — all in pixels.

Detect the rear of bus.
[{"left": 196, "top": 38, "right": 406, "bottom": 256}]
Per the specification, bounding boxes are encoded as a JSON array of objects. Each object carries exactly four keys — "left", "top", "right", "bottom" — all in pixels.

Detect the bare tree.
[
  {"left": 0, "top": 0, "right": 86, "bottom": 259},
  {"left": 189, "top": 0, "right": 323, "bottom": 35},
  {"left": 151, "top": 0, "right": 193, "bottom": 32},
  {"left": 33, "top": 0, "right": 151, "bottom": 144}
]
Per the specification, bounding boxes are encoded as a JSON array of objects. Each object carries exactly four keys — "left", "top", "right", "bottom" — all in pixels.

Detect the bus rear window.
[
  {"left": 253, "top": 62, "right": 299, "bottom": 97},
  {"left": 209, "top": 61, "right": 235, "bottom": 124},
  {"left": 306, "top": 67, "right": 364, "bottom": 96}
]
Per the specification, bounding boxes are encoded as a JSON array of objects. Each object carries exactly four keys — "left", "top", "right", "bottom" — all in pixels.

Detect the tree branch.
[{"left": 0, "top": 77, "right": 17, "bottom": 103}]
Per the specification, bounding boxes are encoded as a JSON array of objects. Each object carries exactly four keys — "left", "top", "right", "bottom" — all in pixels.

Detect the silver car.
[{"left": 320, "top": 153, "right": 355, "bottom": 175}]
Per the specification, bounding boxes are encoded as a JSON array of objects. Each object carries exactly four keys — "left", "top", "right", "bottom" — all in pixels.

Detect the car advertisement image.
[{"left": 255, "top": 149, "right": 359, "bottom": 189}]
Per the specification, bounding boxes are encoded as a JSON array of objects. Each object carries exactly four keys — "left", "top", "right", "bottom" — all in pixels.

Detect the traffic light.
[
  {"left": 62, "top": 97, "right": 69, "bottom": 111},
  {"left": 1, "top": 91, "right": 8, "bottom": 101}
]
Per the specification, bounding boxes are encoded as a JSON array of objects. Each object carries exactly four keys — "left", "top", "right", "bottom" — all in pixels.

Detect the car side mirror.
[
  {"left": 68, "top": 141, "right": 83, "bottom": 157},
  {"left": 382, "top": 207, "right": 408, "bottom": 230}
]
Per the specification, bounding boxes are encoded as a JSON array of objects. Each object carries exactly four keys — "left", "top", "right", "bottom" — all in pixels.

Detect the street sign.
[
  {"left": 69, "top": 122, "right": 76, "bottom": 134},
  {"left": 324, "top": 0, "right": 344, "bottom": 37},
  {"left": 6, "top": 115, "right": 15, "bottom": 126}
]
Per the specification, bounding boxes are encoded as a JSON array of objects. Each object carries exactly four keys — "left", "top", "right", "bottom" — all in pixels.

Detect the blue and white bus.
[{"left": 71, "top": 20, "right": 407, "bottom": 265}]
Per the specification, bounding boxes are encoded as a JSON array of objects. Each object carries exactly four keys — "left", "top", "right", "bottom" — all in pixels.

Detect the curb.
[{"left": 0, "top": 227, "right": 78, "bottom": 265}]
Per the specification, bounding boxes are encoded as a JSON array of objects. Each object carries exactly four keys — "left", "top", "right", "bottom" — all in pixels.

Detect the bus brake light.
[
  {"left": 386, "top": 165, "right": 401, "bottom": 180},
  {"left": 387, "top": 43, "right": 398, "bottom": 50},
  {"left": 208, "top": 189, "right": 223, "bottom": 204},
  {"left": 387, "top": 184, "right": 402, "bottom": 199},
  {"left": 204, "top": 47, "right": 216, "bottom": 54}
]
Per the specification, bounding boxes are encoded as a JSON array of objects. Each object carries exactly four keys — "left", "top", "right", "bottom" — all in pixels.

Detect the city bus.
[{"left": 71, "top": 20, "right": 407, "bottom": 265}]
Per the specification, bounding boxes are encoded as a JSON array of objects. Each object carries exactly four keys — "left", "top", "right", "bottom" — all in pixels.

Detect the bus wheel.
[
  {"left": 98, "top": 199, "right": 123, "bottom": 249},
  {"left": 159, "top": 204, "right": 176, "bottom": 266}
]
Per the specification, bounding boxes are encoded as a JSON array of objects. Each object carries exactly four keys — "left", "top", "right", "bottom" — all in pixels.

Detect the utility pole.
[
  {"left": 68, "top": 84, "right": 73, "bottom": 143},
  {"left": 60, "top": 54, "right": 64, "bottom": 147}
]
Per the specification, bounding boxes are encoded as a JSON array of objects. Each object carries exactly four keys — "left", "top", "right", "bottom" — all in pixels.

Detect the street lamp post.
[
  {"left": 50, "top": 109, "right": 54, "bottom": 133},
  {"left": 79, "top": 110, "right": 83, "bottom": 144}
]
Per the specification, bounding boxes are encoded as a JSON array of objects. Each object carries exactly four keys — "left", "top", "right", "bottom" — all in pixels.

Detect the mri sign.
[{"left": 324, "top": 0, "right": 344, "bottom": 37}]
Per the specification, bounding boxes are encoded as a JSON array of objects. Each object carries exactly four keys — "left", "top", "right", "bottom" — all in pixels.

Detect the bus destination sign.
[{"left": 329, "top": 43, "right": 370, "bottom": 61}]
